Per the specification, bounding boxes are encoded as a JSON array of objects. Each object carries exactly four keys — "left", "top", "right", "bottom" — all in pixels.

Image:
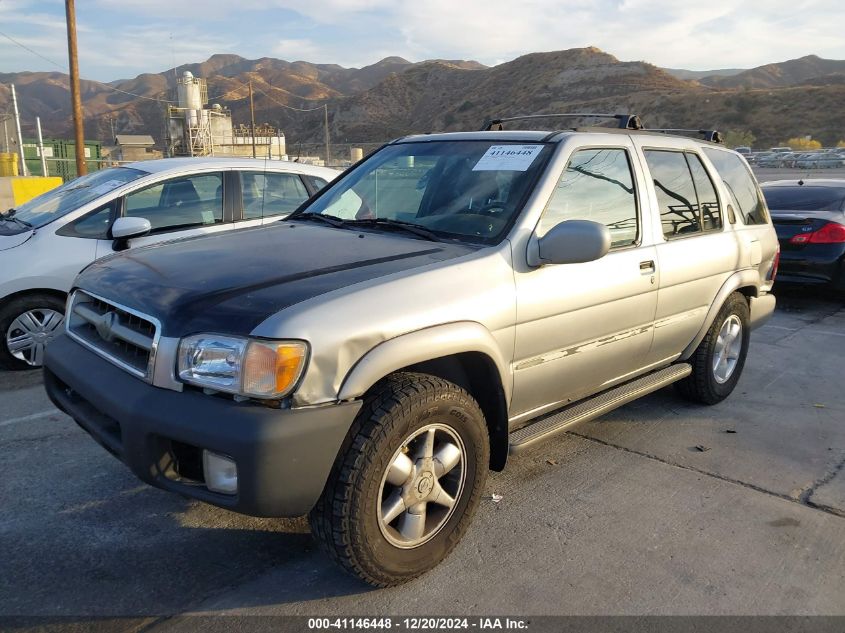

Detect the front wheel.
[
  {"left": 0, "top": 294, "right": 66, "bottom": 370},
  {"left": 310, "top": 372, "right": 489, "bottom": 586},
  {"left": 676, "top": 292, "right": 750, "bottom": 405}
]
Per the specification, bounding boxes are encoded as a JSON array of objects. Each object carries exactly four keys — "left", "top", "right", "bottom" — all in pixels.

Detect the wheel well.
[
  {"left": 0, "top": 288, "right": 67, "bottom": 310},
  {"left": 736, "top": 285, "right": 758, "bottom": 301},
  {"left": 394, "top": 353, "right": 509, "bottom": 471}
]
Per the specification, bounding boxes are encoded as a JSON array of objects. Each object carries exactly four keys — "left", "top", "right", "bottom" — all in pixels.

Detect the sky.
[{"left": 1, "top": 0, "right": 844, "bottom": 81}]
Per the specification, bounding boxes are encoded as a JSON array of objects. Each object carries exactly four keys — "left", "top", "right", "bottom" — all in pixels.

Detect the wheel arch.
[
  {"left": 679, "top": 270, "right": 758, "bottom": 361},
  {"left": 338, "top": 322, "right": 511, "bottom": 471},
  {"left": 0, "top": 287, "right": 68, "bottom": 310}
]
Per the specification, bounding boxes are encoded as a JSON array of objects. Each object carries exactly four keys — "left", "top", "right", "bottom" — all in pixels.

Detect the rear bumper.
[
  {"left": 44, "top": 333, "right": 361, "bottom": 517},
  {"left": 776, "top": 245, "right": 845, "bottom": 287},
  {"left": 748, "top": 293, "right": 776, "bottom": 330}
]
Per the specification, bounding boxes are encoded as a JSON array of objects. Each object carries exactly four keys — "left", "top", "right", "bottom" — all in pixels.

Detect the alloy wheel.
[{"left": 377, "top": 423, "right": 466, "bottom": 549}]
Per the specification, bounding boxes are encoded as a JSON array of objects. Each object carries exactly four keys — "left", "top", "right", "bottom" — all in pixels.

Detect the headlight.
[{"left": 178, "top": 334, "right": 308, "bottom": 399}]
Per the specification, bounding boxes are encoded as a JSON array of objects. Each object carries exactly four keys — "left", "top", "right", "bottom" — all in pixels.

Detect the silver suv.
[{"left": 44, "top": 115, "right": 779, "bottom": 587}]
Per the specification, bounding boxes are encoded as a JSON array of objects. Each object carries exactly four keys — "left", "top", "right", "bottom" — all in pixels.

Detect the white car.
[{"left": 0, "top": 157, "right": 338, "bottom": 369}]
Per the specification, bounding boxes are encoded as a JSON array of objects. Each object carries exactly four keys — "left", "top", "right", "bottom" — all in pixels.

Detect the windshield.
[
  {"left": 763, "top": 186, "right": 845, "bottom": 212},
  {"left": 294, "top": 140, "right": 553, "bottom": 242},
  {"left": 4, "top": 167, "right": 147, "bottom": 229}
]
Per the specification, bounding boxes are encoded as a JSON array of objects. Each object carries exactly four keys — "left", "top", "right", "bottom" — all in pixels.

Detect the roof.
[
  {"left": 115, "top": 134, "right": 155, "bottom": 146},
  {"left": 396, "top": 128, "right": 726, "bottom": 147},
  {"left": 761, "top": 179, "right": 845, "bottom": 188},
  {"left": 125, "top": 157, "right": 339, "bottom": 180}
]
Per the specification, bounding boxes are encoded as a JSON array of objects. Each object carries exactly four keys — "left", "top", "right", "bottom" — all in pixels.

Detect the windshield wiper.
[
  {"left": 288, "top": 213, "right": 350, "bottom": 229},
  {"left": 348, "top": 218, "right": 441, "bottom": 242},
  {"left": 0, "top": 209, "right": 32, "bottom": 229}
]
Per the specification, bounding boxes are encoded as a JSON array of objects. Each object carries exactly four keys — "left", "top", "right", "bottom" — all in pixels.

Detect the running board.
[{"left": 508, "top": 363, "right": 692, "bottom": 454}]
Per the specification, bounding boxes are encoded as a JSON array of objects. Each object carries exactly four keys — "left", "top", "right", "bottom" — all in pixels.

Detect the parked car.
[
  {"left": 44, "top": 121, "right": 778, "bottom": 586},
  {"left": 762, "top": 179, "right": 845, "bottom": 289},
  {"left": 0, "top": 158, "right": 338, "bottom": 369}
]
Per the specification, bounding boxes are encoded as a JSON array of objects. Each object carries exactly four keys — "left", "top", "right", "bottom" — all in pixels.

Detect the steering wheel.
[{"left": 458, "top": 202, "right": 507, "bottom": 216}]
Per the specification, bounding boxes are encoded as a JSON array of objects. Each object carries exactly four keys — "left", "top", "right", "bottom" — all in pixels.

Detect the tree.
[
  {"left": 784, "top": 137, "right": 822, "bottom": 150},
  {"left": 837, "top": 140, "right": 845, "bottom": 148},
  {"left": 723, "top": 129, "right": 756, "bottom": 149}
]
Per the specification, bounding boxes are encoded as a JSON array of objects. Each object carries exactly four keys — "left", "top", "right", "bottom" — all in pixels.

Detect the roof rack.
[
  {"left": 644, "top": 128, "right": 724, "bottom": 144},
  {"left": 480, "top": 113, "right": 643, "bottom": 132}
]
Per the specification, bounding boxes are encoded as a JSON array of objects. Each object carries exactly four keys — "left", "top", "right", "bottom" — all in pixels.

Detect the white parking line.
[{"left": 0, "top": 410, "right": 60, "bottom": 427}]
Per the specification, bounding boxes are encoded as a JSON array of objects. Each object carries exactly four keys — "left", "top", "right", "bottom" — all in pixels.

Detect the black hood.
[{"left": 77, "top": 222, "right": 475, "bottom": 336}]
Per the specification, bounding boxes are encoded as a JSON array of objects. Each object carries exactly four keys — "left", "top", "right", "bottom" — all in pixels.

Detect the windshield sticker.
[{"left": 473, "top": 145, "right": 543, "bottom": 172}]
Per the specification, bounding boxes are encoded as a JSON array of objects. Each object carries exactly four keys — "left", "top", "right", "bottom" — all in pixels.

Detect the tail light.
[
  {"left": 789, "top": 222, "right": 845, "bottom": 245},
  {"left": 767, "top": 244, "right": 780, "bottom": 282}
]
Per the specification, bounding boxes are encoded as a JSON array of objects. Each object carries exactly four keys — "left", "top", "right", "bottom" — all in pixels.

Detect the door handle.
[{"left": 639, "top": 260, "right": 655, "bottom": 274}]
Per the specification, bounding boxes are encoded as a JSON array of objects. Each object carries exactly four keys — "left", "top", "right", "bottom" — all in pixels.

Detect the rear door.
[{"left": 638, "top": 146, "right": 739, "bottom": 365}]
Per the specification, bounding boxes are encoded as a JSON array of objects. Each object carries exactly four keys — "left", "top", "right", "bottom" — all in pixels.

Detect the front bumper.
[{"left": 44, "top": 333, "right": 362, "bottom": 517}]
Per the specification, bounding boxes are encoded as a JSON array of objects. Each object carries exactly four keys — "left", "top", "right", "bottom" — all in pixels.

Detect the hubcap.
[
  {"left": 712, "top": 314, "right": 743, "bottom": 384},
  {"left": 6, "top": 308, "right": 64, "bottom": 367},
  {"left": 377, "top": 423, "right": 466, "bottom": 549}
]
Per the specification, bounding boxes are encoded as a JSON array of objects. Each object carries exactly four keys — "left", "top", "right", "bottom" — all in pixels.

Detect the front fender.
[{"left": 338, "top": 321, "right": 511, "bottom": 405}]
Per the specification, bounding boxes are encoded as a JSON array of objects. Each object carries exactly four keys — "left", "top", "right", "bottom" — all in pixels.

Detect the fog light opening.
[{"left": 202, "top": 450, "right": 238, "bottom": 495}]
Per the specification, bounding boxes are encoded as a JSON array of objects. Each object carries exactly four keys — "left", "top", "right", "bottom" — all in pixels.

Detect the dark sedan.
[{"left": 761, "top": 179, "right": 845, "bottom": 290}]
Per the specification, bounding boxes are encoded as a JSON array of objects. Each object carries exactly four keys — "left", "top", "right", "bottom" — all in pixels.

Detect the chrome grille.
[{"left": 66, "top": 290, "right": 160, "bottom": 380}]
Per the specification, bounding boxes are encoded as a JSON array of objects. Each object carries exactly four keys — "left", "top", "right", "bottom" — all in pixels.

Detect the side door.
[
  {"left": 511, "top": 143, "right": 659, "bottom": 421},
  {"left": 638, "top": 147, "right": 739, "bottom": 365},
  {"left": 95, "top": 171, "right": 231, "bottom": 256},
  {"left": 235, "top": 169, "right": 312, "bottom": 226}
]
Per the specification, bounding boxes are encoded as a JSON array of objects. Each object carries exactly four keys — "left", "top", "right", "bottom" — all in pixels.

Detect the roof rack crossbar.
[
  {"left": 645, "top": 128, "right": 724, "bottom": 144},
  {"left": 481, "top": 113, "right": 643, "bottom": 132}
]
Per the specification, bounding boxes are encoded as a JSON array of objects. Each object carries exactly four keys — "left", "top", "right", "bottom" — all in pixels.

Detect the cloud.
[{"left": 2, "top": 0, "right": 844, "bottom": 80}]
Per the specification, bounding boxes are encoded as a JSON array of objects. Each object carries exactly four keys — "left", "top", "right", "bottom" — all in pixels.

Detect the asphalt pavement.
[{"left": 1, "top": 286, "right": 844, "bottom": 630}]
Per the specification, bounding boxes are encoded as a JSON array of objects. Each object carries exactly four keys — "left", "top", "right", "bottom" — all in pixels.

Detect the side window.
[
  {"left": 125, "top": 173, "right": 223, "bottom": 233},
  {"left": 643, "top": 150, "right": 701, "bottom": 238},
  {"left": 240, "top": 172, "right": 309, "bottom": 220},
  {"left": 686, "top": 153, "right": 722, "bottom": 231},
  {"left": 58, "top": 200, "right": 117, "bottom": 239},
  {"left": 538, "top": 148, "right": 639, "bottom": 248},
  {"left": 702, "top": 148, "right": 768, "bottom": 225},
  {"left": 303, "top": 175, "right": 329, "bottom": 192}
]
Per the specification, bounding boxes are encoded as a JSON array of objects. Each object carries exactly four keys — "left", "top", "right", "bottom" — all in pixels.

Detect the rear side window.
[
  {"left": 687, "top": 154, "right": 722, "bottom": 231},
  {"left": 703, "top": 148, "right": 768, "bottom": 225},
  {"left": 303, "top": 175, "right": 329, "bottom": 192},
  {"left": 240, "top": 172, "right": 309, "bottom": 220},
  {"left": 643, "top": 150, "right": 701, "bottom": 238},
  {"left": 538, "top": 148, "right": 639, "bottom": 248}
]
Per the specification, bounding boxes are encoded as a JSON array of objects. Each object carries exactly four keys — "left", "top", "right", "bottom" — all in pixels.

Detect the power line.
[{"left": 0, "top": 28, "right": 174, "bottom": 103}]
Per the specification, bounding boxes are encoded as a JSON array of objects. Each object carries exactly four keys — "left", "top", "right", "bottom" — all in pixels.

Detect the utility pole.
[
  {"left": 10, "top": 84, "right": 28, "bottom": 176},
  {"left": 324, "top": 103, "right": 330, "bottom": 167},
  {"left": 65, "top": 0, "right": 87, "bottom": 176},
  {"left": 248, "top": 80, "right": 257, "bottom": 159},
  {"left": 36, "top": 117, "right": 48, "bottom": 177}
]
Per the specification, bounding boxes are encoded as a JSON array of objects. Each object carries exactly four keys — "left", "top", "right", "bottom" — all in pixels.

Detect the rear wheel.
[
  {"left": 676, "top": 292, "right": 750, "bottom": 405},
  {"left": 0, "top": 294, "right": 66, "bottom": 370},
  {"left": 310, "top": 372, "right": 489, "bottom": 586}
]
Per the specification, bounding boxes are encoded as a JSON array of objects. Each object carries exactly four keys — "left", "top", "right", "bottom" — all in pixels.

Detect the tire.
[
  {"left": 676, "top": 292, "right": 750, "bottom": 405},
  {"left": 310, "top": 372, "right": 489, "bottom": 587},
  {"left": 0, "top": 293, "right": 66, "bottom": 371}
]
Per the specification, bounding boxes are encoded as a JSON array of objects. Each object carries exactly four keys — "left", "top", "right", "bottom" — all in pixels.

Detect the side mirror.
[
  {"left": 528, "top": 219, "right": 611, "bottom": 266},
  {"left": 111, "top": 216, "right": 151, "bottom": 251}
]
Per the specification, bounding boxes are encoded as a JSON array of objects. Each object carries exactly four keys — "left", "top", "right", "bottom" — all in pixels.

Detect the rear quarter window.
[{"left": 703, "top": 148, "right": 769, "bottom": 225}]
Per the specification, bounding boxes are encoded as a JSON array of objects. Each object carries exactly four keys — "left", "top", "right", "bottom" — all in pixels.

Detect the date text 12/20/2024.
[{"left": 307, "top": 618, "right": 529, "bottom": 630}]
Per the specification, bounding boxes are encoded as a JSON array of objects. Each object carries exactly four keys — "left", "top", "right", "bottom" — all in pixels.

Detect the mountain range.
[{"left": 2, "top": 49, "right": 844, "bottom": 150}]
